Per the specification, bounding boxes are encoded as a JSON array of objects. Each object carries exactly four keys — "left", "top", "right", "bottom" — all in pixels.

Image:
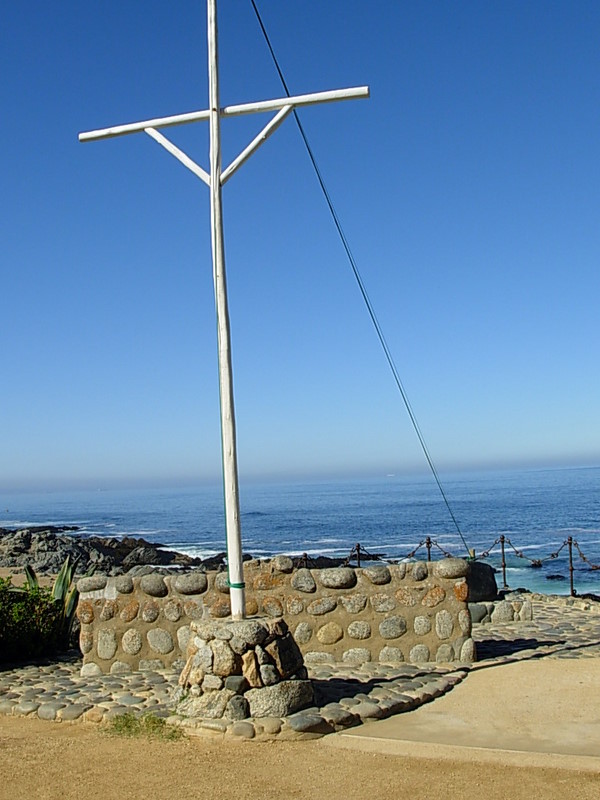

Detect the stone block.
[
  {"left": 319, "top": 567, "right": 357, "bottom": 589},
  {"left": 362, "top": 565, "right": 391, "bottom": 585},
  {"left": 140, "top": 573, "right": 168, "bottom": 597},
  {"left": 173, "top": 572, "right": 208, "bottom": 595},
  {"left": 291, "top": 568, "right": 316, "bottom": 593},
  {"left": 246, "top": 680, "right": 313, "bottom": 718}
]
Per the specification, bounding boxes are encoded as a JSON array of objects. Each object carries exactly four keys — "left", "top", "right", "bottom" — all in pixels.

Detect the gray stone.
[
  {"left": 141, "top": 600, "right": 160, "bottom": 623},
  {"left": 412, "top": 562, "right": 428, "bottom": 581},
  {"left": 224, "top": 675, "right": 248, "bottom": 694},
  {"left": 339, "top": 594, "right": 367, "bottom": 614},
  {"left": 390, "top": 563, "right": 407, "bottom": 580},
  {"left": 114, "top": 575, "right": 134, "bottom": 594},
  {"left": 341, "top": 648, "right": 371, "bottom": 664},
  {"left": 173, "top": 572, "right": 208, "bottom": 595},
  {"left": 320, "top": 704, "right": 360, "bottom": 729},
  {"left": 122, "top": 629, "right": 143, "bottom": 655},
  {"left": 413, "top": 615, "right": 432, "bottom": 635},
  {"left": 347, "top": 620, "right": 371, "bottom": 639},
  {"left": 435, "top": 644, "right": 454, "bottom": 662},
  {"left": 353, "top": 701, "right": 384, "bottom": 720},
  {"left": 468, "top": 602, "right": 489, "bottom": 624},
  {"left": 228, "top": 619, "right": 269, "bottom": 647},
  {"left": 178, "top": 688, "right": 236, "bottom": 719},
  {"left": 491, "top": 600, "right": 517, "bottom": 623},
  {"left": 202, "top": 674, "right": 223, "bottom": 691},
  {"left": 226, "top": 695, "right": 250, "bottom": 721},
  {"left": 466, "top": 560, "right": 498, "bottom": 601},
  {"left": 80, "top": 663, "right": 102, "bottom": 677},
  {"left": 303, "top": 652, "right": 334, "bottom": 665},
  {"left": 379, "top": 646, "right": 404, "bottom": 663},
  {"left": 163, "top": 599, "right": 183, "bottom": 622},
  {"left": 214, "top": 572, "right": 230, "bottom": 593},
  {"left": 519, "top": 600, "right": 533, "bottom": 621},
  {"left": 37, "top": 702, "right": 66, "bottom": 720},
  {"left": 15, "top": 701, "right": 40, "bottom": 715},
  {"left": 260, "top": 664, "right": 279, "bottom": 686},
  {"left": 435, "top": 610, "right": 454, "bottom": 639},
  {"left": 210, "top": 638, "right": 239, "bottom": 676},
  {"left": 139, "top": 659, "right": 165, "bottom": 670},
  {"left": 319, "top": 567, "right": 357, "bottom": 589},
  {"left": 255, "top": 645, "right": 270, "bottom": 665},
  {"left": 246, "top": 680, "right": 314, "bottom": 718},
  {"left": 378, "top": 616, "right": 407, "bottom": 639},
  {"left": 140, "top": 573, "right": 168, "bottom": 597},
  {"left": 458, "top": 608, "right": 472, "bottom": 635},
  {"left": 293, "top": 622, "right": 313, "bottom": 644},
  {"left": 60, "top": 704, "right": 92, "bottom": 721},
  {"left": 409, "top": 644, "right": 431, "bottom": 663},
  {"left": 370, "top": 593, "right": 396, "bottom": 613},
  {"left": 271, "top": 555, "right": 294, "bottom": 573},
  {"left": 362, "top": 565, "right": 391, "bottom": 585},
  {"left": 306, "top": 596, "right": 337, "bottom": 616},
  {"left": 291, "top": 568, "right": 316, "bottom": 593},
  {"left": 77, "top": 575, "right": 108, "bottom": 593},
  {"left": 460, "top": 637, "right": 476, "bottom": 662},
  {"left": 97, "top": 630, "right": 118, "bottom": 660},
  {"left": 230, "top": 720, "right": 255, "bottom": 737},
  {"left": 256, "top": 717, "right": 282, "bottom": 735},
  {"left": 109, "top": 661, "right": 131, "bottom": 674},
  {"left": 286, "top": 712, "right": 332, "bottom": 734},
  {"left": 433, "top": 558, "right": 470, "bottom": 580}
]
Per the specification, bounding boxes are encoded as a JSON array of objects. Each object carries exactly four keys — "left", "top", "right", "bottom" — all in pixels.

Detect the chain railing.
[{"left": 332, "top": 535, "right": 600, "bottom": 597}]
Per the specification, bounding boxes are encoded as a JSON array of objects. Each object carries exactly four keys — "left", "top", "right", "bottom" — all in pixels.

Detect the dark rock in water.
[
  {"left": 467, "top": 561, "right": 498, "bottom": 602},
  {"left": 546, "top": 574, "right": 566, "bottom": 581}
]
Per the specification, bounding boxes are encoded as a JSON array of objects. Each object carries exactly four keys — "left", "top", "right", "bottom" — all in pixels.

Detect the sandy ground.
[
  {"left": 0, "top": 567, "right": 54, "bottom": 587},
  {"left": 1, "top": 713, "right": 599, "bottom": 800}
]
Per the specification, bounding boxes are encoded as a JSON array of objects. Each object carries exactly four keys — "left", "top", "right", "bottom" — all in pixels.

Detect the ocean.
[{"left": 1, "top": 465, "right": 599, "bottom": 596}]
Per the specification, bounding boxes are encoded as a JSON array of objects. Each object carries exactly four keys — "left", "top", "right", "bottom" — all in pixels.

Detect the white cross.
[{"left": 79, "top": 0, "right": 369, "bottom": 620}]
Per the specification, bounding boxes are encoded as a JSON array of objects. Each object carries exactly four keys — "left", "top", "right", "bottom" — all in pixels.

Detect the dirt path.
[{"left": 0, "top": 715, "right": 598, "bottom": 800}]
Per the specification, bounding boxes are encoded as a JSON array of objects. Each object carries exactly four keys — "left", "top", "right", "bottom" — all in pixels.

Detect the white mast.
[{"left": 79, "top": 0, "right": 369, "bottom": 620}]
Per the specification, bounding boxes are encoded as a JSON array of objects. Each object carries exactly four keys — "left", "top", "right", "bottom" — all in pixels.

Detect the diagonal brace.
[
  {"left": 221, "top": 104, "right": 293, "bottom": 185},
  {"left": 144, "top": 128, "right": 211, "bottom": 186}
]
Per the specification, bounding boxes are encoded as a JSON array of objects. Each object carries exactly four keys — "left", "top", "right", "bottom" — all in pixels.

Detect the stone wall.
[{"left": 76, "top": 557, "right": 475, "bottom": 676}]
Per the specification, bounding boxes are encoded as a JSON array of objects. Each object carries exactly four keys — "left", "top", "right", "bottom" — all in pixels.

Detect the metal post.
[
  {"left": 355, "top": 542, "right": 361, "bottom": 568},
  {"left": 425, "top": 536, "right": 432, "bottom": 562},
  {"left": 568, "top": 536, "right": 575, "bottom": 597},
  {"left": 207, "top": 0, "right": 245, "bottom": 619},
  {"left": 500, "top": 534, "right": 508, "bottom": 589}
]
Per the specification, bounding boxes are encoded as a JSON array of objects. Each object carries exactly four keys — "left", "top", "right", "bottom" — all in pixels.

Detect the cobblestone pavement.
[{"left": 1, "top": 594, "right": 598, "bottom": 739}]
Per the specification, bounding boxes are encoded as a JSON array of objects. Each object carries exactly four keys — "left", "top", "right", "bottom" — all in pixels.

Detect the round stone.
[
  {"left": 303, "top": 652, "right": 334, "bottom": 665},
  {"left": 79, "top": 630, "right": 94, "bottom": 654},
  {"left": 370, "top": 593, "right": 396, "bottom": 613},
  {"left": 413, "top": 615, "right": 432, "bottom": 635},
  {"left": 214, "top": 572, "right": 230, "bottom": 594},
  {"left": 76, "top": 601, "right": 94, "bottom": 624},
  {"left": 316, "top": 622, "right": 343, "bottom": 644},
  {"left": 262, "top": 597, "right": 284, "bottom": 617},
  {"left": 77, "top": 576, "right": 108, "bottom": 593},
  {"left": 435, "top": 644, "right": 454, "bottom": 662},
  {"left": 97, "top": 630, "right": 118, "bottom": 660},
  {"left": 177, "top": 625, "right": 191, "bottom": 652},
  {"left": 286, "top": 596, "right": 304, "bottom": 615},
  {"left": 339, "top": 593, "right": 367, "bottom": 614},
  {"left": 110, "top": 661, "right": 131, "bottom": 674},
  {"left": 119, "top": 600, "right": 139, "bottom": 622},
  {"left": 115, "top": 575, "right": 134, "bottom": 594},
  {"left": 319, "top": 567, "right": 357, "bottom": 589},
  {"left": 140, "top": 574, "right": 168, "bottom": 598},
  {"left": 291, "top": 568, "right": 316, "bottom": 593},
  {"left": 342, "top": 648, "right": 371, "bottom": 664},
  {"left": 395, "top": 588, "right": 417, "bottom": 607},
  {"left": 184, "top": 600, "right": 204, "bottom": 619},
  {"left": 458, "top": 609, "right": 472, "bottom": 635},
  {"left": 433, "top": 558, "right": 469, "bottom": 579},
  {"left": 271, "top": 555, "right": 294, "bottom": 573},
  {"left": 347, "top": 620, "right": 371, "bottom": 640},
  {"left": 422, "top": 587, "right": 446, "bottom": 607},
  {"left": 80, "top": 663, "right": 102, "bottom": 677},
  {"left": 210, "top": 638, "right": 239, "bottom": 675},
  {"left": 122, "top": 629, "right": 143, "bottom": 655},
  {"left": 307, "top": 596, "right": 337, "bottom": 616},
  {"left": 147, "top": 629, "right": 174, "bottom": 655},
  {"left": 435, "top": 610, "right": 454, "bottom": 639},
  {"left": 228, "top": 619, "right": 269, "bottom": 647},
  {"left": 453, "top": 580, "right": 469, "bottom": 602},
  {"left": 491, "top": 601, "right": 516, "bottom": 623},
  {"left": 378, "top": 616, "right": 407, "bottom": 639},
  {"left": 409, "top": 644, "right": 431, "bottom": 663},
  {"left": 362, "top": 565, "right": 391, "bottom": 585},
  {"left": 460, "top": 638, "right": 476, "bottom": 662},
  {"left": 293, "top": 622, "right": 313, "bottom": 644},
  {"left": 163, "top": 598, "right": 183, "bottom": 622},
  {"left": 173, "top": 572, "right": 208, "bottom": 595},
  {"left": 141, "top": 600, "right": 160, "bottom": 623},
  {"left": 379, "top": 646, "right": 404, "bottom": 664},
  {"left": 100, "top": 599, "right": 119, "bottom": 621},
  {"left": 389, "top": 563, "right": 406, "bottom": 580},
  {"left": 412, "top": 562, "right": 428, "bottom": 581}
]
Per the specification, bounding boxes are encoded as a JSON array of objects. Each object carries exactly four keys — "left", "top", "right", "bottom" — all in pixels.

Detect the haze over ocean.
[{"left": 2, "top": 466, "right": 599, "bottom": 596}]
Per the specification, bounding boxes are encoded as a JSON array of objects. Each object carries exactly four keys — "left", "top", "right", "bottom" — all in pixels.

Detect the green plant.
[
  {"left": 106, "top": 712, "right": 183, "bottom": 741},
  {"left": 24, "top": 555, "right": 82, "bottom": 647},
  {"left": 0, "top": 576, "right": 63, "bottom": 661}
]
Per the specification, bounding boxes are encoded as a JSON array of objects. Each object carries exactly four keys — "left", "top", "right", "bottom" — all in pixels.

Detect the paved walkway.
[
  {"left": 327, "top": 594, "right": 600, "bottom": 770},
  {"left": 1, "top": 594, "right": 599, "bottom": 747}
]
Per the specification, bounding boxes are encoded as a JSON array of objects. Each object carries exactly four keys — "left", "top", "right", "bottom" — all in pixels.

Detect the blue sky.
[{"left": 1, "top": 1, "right": 599, "bottom": 490}]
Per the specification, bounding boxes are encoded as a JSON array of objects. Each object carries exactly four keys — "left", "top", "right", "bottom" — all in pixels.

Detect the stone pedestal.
[{"left": 173, "top": 617, "right": 313, "bottom": 720}]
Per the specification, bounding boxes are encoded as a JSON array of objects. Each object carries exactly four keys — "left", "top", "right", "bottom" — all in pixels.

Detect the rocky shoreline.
[{"left": 0, "top": 526, "right": 348, "bottom": 577}]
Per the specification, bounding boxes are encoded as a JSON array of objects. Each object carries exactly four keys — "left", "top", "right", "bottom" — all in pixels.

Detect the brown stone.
[
  {"left": 241, "top": 650, "right": 262, "bottom": 688},
  {"left": 163, "top": 598, "right": 183, "bottom": 622},
  {"left": 184, "top": 600, "right": 204, "bottom": 619},
  {"left": 262, "top": 597, "right": 284, "bottom": 617},
  {"left": 253, "top": 573, "right": 286, "bottom": 591},
  {"left": 286, "top": 596, "right": 304, "bottom": 615},
  {"left": 454, "top": 580, "right": 469, "bottom": 602},
  {"left": 317, "top": 622, "right": 344, "bottom": 644},
  {"left": 209, "top": 598, "right": 231, "bottom": 618},
  {"left": 265, "top": 618, "right": 288, "bottom": 638},
  {"left": 99, "top": 599, "right": 119, "bottom": 621},
  {"left": 422, "top": 587, "right": 446, "bottom": 607},
  {"left": 119, "top": 600, "right": 139, "bottom": 622},
  {"left": 245, "top": 596, "right": 259, "bottom": 616},
  {"left": 264, "top": 633, "right": 303, "bottom": 678},
  {"left": 76, "top": 601, "right": 94, "bottom": 624},
  {"left": 141, "top": 600, "right": 160, "bottom": 623},
  {"left": 79, "top": 630, "right": 94, "bottom": 654},
  {"left": 394, "top": 588, "right": 417, "bottom": 607},
  {"left": 211, "top": 639, "right": 240, "bottom": 676}
]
